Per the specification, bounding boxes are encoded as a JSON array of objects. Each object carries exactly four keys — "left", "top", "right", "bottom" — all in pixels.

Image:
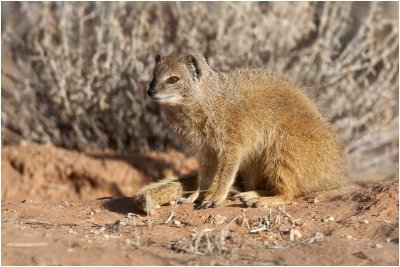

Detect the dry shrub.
[{"left": 2, "top": 2, "right": 398, "bottom": 173}]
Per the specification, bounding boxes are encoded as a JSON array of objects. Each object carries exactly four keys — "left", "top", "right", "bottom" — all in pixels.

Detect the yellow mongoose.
[{"left": 133, "top": 52, "right": 347, "bottom": 213}]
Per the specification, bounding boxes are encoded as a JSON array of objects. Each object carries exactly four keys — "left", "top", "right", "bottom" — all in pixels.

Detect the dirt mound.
[
  {"left": 1, "top": 144, "right": 398, "bottom": 265},
  {"left": 1, "top": 144, "right": 197, "bottom": 202}
]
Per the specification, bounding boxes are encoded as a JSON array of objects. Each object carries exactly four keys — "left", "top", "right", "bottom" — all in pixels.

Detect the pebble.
[
  {"left": 313, "top": 232, "right": 324, "bottom": 241},
  {"left": 313, "top": 198, "right": 320, "bottom": 204},
  {"left": 322, "top": 216, "right": 334, "bottom": 222},
  {"left": 43, "top": 232, "right": 52, "bottom": 239},
  {"left": 173, "top": 220, "right": 182, "bottom": 226},
  {"left": 204, "top": 214, "right": 227, "bottom": 225},
  {"left": 68, "top": 229, "right": 78, "bottom": 235},
  {"left": 294, "top": 219, "right": 304, "bottom": 226},
  {"left": 289, "top": 229, "right": 302, "bottom": 241},
  {"left": 360, "top": 219, "right": 369, "bottom": 224},
  {"left": 374, "top": 243, "right": 383, "bottom": 249},
  {"left": 344, "top": 234, "right": 353, "bottom": 240},
  {"left": 214, "top": 215, "right": 227, "bottom": 225}
]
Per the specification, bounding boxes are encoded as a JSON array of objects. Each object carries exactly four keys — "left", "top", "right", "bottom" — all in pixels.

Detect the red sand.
[{"left": 1, "top": 144, "right": 398, "bottom": 265}]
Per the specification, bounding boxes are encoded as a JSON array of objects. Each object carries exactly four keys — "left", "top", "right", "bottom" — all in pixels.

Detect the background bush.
[{"left": 2, "top": 2, "right": 398, "bottom": 174}]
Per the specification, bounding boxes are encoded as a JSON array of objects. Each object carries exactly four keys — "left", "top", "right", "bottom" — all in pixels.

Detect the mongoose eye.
[{"left": 166, "top": 76, "right": 179, "bottom": 84}]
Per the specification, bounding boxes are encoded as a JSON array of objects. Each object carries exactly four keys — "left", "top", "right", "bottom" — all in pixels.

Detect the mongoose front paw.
[
  {"left": 195, "top": 201, "right": 218, "bottom": 209},
  {"left": 239, "top": 195, "right": 289, "bottom": 208},
  {"left": 194, "top": 193, "right": 225, "bottom": 209}
]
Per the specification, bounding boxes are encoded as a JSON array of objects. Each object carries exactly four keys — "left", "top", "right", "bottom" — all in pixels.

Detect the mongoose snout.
[
  {"left": 133, "top": 52, "right": 347, "bottom": 212},
  {"left": 147, "top": 79, "right": 157, "bottom": 97}
]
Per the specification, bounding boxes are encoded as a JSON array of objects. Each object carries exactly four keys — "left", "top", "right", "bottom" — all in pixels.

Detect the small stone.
[
  {"left": 289, "top": 229, "right": 302, "bottom": 241},
  {"left": 173, "top": 220, "right": 181, "bottom": 226},
  {"left": 136, "top": 221, "right": 145, "bottom": 226},
  {"left": 386, "top": 238, "right": 392, "bottom": 243},
  {"left": 314, "top": 232, "right": 324, "bottom": 241},
  {"left": 294, "top": 219, "right": 304, "bottom": 226},
  {"left": 304, "top": 232, "right": 324, "bottom": 244},
  {"left": 204, "top": 214, "right": 227, "bottom": 225},
  {"left": 67, "top": 248, "right": 74, "bottom": 253},
  {"left": 103, "top": 234, "right": 110, "bottom": 240},
  {"left": 43, "top": 232, "right": 52, "bottom": 239},
  {"left": 344, "top": 234, "right": 353, "bottom": 240},
  {"left": 214, "top": 215, "right": 227, "bottom": 225},
  {"left": 155, "top": 204, "right": 161, "bottom": 209},
  {"left": 360, "top": 220, "right": 369, "bottom": 224},
  {"left": 322, "top": 216, "right": 334, "bottom": 222},
  {"left": 68, "top": 229, "right": 78, "bottom": 235},
  {"left": 313, "top": 198, "right": 320, "bottom": 204},
  {"left": 374, "top": 243, "right": 383, "bottom": 249}
]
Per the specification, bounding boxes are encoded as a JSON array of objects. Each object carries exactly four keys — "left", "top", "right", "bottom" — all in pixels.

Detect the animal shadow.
[{"left": 101, "top": 196, "right": 145, "bottom": 215}]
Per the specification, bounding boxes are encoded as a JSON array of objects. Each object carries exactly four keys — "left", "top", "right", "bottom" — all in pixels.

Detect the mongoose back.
[{"left": 134, "top": 52, "right": 347, "bottom": 212}]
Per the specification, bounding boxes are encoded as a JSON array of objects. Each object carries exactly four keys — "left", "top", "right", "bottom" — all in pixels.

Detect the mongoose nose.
[{"left": 147, "top": 87, "right": 156, "bottom": 97}]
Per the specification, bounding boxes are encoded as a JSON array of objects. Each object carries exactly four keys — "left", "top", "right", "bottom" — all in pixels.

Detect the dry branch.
[{"left": 2, "top": 2, "right": 398, "bottom": 173}]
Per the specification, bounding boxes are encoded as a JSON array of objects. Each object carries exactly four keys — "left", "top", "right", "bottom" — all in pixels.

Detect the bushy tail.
[{"left": 132, "top": 172, "right": 198, "bottom": 214}]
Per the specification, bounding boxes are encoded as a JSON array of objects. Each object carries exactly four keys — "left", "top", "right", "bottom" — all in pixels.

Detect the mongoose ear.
[
  {"left": 155, "top": 55, "right": 161, "bottom": 64},
  {"left": 186, "top": 55, "right": 202, "bottom": 80}
]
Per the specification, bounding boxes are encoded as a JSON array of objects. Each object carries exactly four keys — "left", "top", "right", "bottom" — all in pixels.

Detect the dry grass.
[{"left": 2, "top": 2, "right": 398, "bottom": 173}]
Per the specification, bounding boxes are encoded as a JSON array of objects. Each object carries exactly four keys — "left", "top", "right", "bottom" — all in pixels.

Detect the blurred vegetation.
[{"left": 1, "top": 2, "right": 398, "bottom": 173}]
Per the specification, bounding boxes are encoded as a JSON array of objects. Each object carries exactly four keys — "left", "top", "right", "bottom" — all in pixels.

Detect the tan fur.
[
  {"left": 133, "top": 52, "right": 347, "bottom": 212},
  {"left": 133, "top": 173, "right": 197, "bottom": 214}
]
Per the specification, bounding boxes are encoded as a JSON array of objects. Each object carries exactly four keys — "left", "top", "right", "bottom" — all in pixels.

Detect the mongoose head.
[{"left": 147, "top": 52, "right": 212, "bottom": 106}]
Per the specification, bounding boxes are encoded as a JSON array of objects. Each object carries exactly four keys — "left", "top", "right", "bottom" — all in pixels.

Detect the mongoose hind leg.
[
  {"left": 239, "top": 151, "right": 297, "bottom": 208},
  {"left": 235, "top": 166, "right": 295, "bottom": 208},
  {"left": 241, "top": 195, "right": 290, "bottom": 208},
  {"left": 233, "top": 190, "right": 290, "bottom": 207},
  {"left": 232, "top": 190, "right": 269, "bottom": 202}
]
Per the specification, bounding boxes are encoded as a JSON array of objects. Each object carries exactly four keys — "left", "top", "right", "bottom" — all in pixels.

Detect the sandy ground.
[{"left": 1, "top": 144, "right": 399, "bottom": 265}]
